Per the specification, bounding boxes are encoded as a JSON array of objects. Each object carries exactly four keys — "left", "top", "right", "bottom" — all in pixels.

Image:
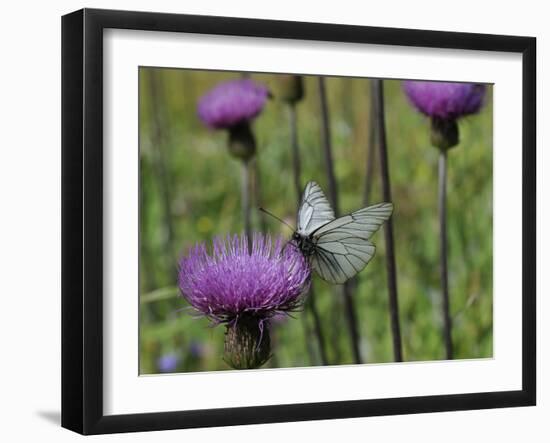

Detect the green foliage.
[{"left": 139, "top": 68, "right": 493, "bottom": 373}]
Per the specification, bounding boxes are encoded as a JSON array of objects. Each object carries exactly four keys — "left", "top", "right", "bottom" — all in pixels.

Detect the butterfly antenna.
[{"left": 259, "top": 207, "right": 295, "bottom": 232}]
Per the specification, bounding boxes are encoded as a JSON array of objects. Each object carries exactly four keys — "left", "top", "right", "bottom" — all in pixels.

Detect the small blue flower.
[{"left": 157, "top": 353, "right": 180, "bottom": 373}]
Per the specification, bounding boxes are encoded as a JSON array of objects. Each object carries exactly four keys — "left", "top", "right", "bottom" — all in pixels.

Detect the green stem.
[
  {"left": 438, "top": 149, "right": 454, "bottom": 359},
  {"left": 147, "top": 70, "right": 176, "bottom": 283},
  {"left": 318, "top": 76, "right": 362, "bottom": 364},
  {"left": 288, "top": 102, "right": 329, "bottom": 366},
  {"left": 251, "top": 157, "right": 268, "bottom": 233},
  {"left": 241, "top": 160, "right": 252, "bottom": 250}
]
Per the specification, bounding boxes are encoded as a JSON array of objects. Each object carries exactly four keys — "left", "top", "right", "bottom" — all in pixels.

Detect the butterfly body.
[
  {"left": 293, "top": 181, "right": 393, "bottom": 284},
  {"left": 292, "top": 232, "right": 317, "bottom": 257}
]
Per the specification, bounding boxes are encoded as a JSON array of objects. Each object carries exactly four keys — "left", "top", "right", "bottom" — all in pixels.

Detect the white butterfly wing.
[
  {"left": 311, "top": 202, "right": 393, "bottom": 284},
  {"left": 313, "top": 202, "right": 393, "bottom": 239},
  {"left": 297, "top": 181, "right": 335, "bottom": 235},
  {"left": 311, "top": 237, "right": 376, "bottom": 284}
]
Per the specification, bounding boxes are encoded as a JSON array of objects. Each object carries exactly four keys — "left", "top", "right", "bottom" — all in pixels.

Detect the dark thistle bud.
[
  {"left": 430, "top": 117, "right": 459, "bottom": 151},
  {"left": 275, "top": 75, "right": 305, "bottom": 104},
  {"left": 224, "top": 315, "right": 271, "bottom": 369},
  {"left": 228, "top": 122, "right": 256, "bottom": 161}
]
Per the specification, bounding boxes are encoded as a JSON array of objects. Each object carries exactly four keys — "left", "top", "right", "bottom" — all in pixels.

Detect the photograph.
[{"left": 138, "top": 68, "right": 493, "bottom": 374}]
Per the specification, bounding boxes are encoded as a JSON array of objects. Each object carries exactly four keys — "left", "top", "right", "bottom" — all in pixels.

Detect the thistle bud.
[
  {"left": 275, "top": 75, "right": 305, "bottom": 104},
  {"left": 430, "top": 117, "right": 459, "bottom": 151},
  {"left": 224, "top": 316, "right": 271, "bottom": 370},
  {"left": 228, "top": 122, "right": 256, "bottom": 161}
]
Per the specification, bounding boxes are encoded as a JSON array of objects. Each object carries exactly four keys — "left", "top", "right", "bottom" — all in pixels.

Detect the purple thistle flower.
[
  {"left": 178, "top": 233, "right": 311, "bottom": 324},
  {"left": 403, "top": 81, "right": 488, "bottom": 356},
  {"left": 197, "top": 79, "right": 269, "bottom": 130},
  {"left": 403, "top": 81, "right": 487, "bottom": 150},
  {"left": 178, "top": 233, "right": 310, "bottom": 369},
  {"left": 156, "top": 353, "right": 180, "bottom": 373},
  {"left": 403, "top": 81, "right": 486, "bottom": 121}
]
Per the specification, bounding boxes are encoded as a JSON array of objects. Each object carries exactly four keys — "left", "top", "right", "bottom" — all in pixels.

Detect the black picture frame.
[{"left": 61, "top": 8, "right": 536, "bottom": 435}]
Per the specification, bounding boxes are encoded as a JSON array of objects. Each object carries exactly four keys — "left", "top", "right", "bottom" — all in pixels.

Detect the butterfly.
[{"left": 291, "top": 181, "right": 393, "bottom": 284}]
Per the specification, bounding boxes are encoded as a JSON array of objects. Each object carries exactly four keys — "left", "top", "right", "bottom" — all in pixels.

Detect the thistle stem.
[
  {"left": 318, "top": 77, "right": 339, "bottom": 215},
  {"left": 251, "top": 157, "right": 268, "bottom": 233},
  {"left": 341, "top": 285, "right": 361, "bottom": 363},
  {"left": 371, "top": 79, "right": 403, "bottom": 362},
  {"left": 307, "top": 285, "right": 329, "bottom": 365},
  {"left": 365, "top": 89, "right": 377, "bottom": 206},
  {"left": 438, "top": 149, "right": 454, "bottom": 359},
  {"left": 289, "top": 104, "right": 302, "bottom": 199},
  {"left": 288, "top": 102, "right": 328, "bottom": 366},
  {"left": 318, "top": 76, "right": 362, "bottom": 364},
  {"left": 241, "top": 160, "right": 252, "bottom": 251},
  {"left": 300, "top": 310, "right": 317, "bottom": 365}
]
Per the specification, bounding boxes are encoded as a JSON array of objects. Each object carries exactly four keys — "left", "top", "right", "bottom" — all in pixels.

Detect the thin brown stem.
[
  {"left": 289, "top": 104, "right": 302, "bottom": 199},
  {"left": 318, "top": 76, "right": 362, "bottom": 364},
  {"left": 371, "top": 79, "right": 403, "bottom": 362},
  {"left": 365, "top": 89, "right": 377, "bottom": 206},
  {"left": 318, "top": 77, "right": 339, "bottom": 215}
]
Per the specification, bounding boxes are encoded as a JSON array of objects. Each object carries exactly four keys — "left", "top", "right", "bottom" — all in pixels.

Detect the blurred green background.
[{"left": 139, "top": 67, "right": 493, "bottom": 374}]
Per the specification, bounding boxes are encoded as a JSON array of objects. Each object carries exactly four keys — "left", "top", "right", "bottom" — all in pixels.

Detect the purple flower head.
[
  {"left": 156, "top": 353, "right": 179, "bottom": 373},
  {"left": 403, "top": 81, "right": 486, "bottom": 121},
  {"left": 178, "top": 233, "right": 311, "bottom": 324},
  {"left": 197, "top": 79, "right": 269, "bottom": 129}
]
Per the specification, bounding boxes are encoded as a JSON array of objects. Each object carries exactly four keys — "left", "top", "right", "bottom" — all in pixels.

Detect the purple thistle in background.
[
  {"left": 178, "top": 233, "right": 311, "bottom": 369},
  {"left": 403, "top": 81, "right": 486, "bottom": 121},
  {"left": 403, "top": 81, "right": 486, "bottom": 150},
  {"left": 198, "top": 79, "right": 269, "bottom": 130},
  {"left": 156, "top": 353, "right": 180, "bottom": 373},
  {"left": 197, "top": 78, "right": 270, "bottom": 245},
  {"left": 402, "top": 80, "right": 487, "bottom": 360},
  {"left": 197, "top": 78, "right": 269, "bottom": 161}
]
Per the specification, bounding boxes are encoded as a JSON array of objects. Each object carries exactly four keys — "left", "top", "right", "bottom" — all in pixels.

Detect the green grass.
[{"left": 139, "top": 68, "right": 493, "bottom": 373}]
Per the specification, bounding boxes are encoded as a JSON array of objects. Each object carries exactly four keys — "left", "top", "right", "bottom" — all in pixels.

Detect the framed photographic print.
[{"left": 61, "top": 8, "right": 536, "bottom": 435}]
